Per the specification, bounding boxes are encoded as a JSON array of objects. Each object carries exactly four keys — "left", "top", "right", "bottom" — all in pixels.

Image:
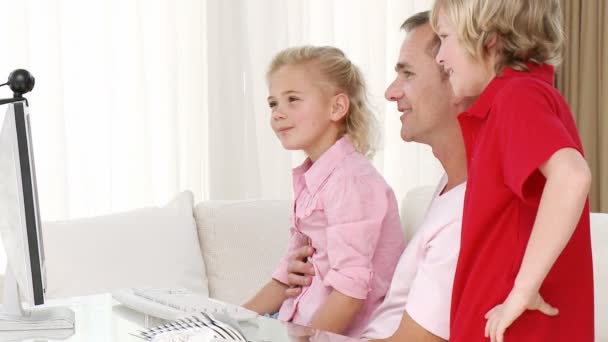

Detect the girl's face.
[
  {"left": 434, "top": 8, "right": 495, "bottom": 98},
  {"left": 268, "top": 64, "right": 343, "bottom": 161}
]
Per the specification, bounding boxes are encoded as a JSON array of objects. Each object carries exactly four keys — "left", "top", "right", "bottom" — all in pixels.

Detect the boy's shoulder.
[
  {"left": 497, "top": 73, "right": 557, "bottom": 100},
  {"left": 491, "top": 74, "right": 566, "bottom": 115}
]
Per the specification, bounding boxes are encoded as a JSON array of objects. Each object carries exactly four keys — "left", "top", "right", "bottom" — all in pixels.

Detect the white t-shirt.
[{"left": 361, "top": 175, "right": 465, "bottom": 340}]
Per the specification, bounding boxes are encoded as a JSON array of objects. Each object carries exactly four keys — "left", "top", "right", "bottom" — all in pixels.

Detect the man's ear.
[
  {"left": 452, "top": 95, "right": 465, "bottom": 105},
  {"left": 330, "top": 93, "right": 349, "bottom": 122},
  {"left": 453, "top": 95, "right": 476, "bottom": 108}
]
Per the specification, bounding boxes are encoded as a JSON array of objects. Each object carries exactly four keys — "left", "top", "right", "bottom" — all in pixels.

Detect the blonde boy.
[{"left": 431, "top": 1, "right": 594, "bottom": 341}]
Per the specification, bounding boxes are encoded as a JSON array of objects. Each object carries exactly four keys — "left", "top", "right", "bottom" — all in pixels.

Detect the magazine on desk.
[
  {"left": 132, "top": 313, "right": 360, "bottom": 342},
  {"left": 132, "top": 312, "right": 248, "bottom": 342}
]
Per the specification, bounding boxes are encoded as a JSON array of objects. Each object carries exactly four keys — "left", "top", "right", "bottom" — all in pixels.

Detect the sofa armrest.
[{"left": 591, "top": 212, "right": 608, "bottom": 340}]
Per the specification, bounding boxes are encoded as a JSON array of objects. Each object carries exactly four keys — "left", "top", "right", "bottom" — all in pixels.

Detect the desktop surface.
[{"left": 8, "top": 294, "right": 361, "bottom": 342}]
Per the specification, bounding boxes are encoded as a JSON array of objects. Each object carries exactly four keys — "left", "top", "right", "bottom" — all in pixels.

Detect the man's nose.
[{"left": 385, "top": 79, "right": 403, "bottom": 101}]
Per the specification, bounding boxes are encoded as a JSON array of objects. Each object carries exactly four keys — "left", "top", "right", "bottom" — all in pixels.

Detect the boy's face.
[
  {"left": 434, "top": 8, "right": 494, "bottom": 98},
  {"left": 267, "top": 64, "right": 337, "bottom": 159},
  {"left": 385, "top": 23, "right": 457, "bottom": 145}
]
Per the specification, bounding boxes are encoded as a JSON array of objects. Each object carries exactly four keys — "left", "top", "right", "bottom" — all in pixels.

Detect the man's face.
[{"left": 385, "top": 23, "right": 457, "bottom": 144}]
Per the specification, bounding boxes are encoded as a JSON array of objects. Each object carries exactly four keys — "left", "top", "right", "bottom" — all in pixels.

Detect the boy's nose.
[{"left": 435, "top": 49, "right": 445, "bottom": 66}]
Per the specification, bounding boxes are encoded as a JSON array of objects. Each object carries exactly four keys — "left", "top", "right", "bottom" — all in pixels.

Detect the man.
[{"left": 283, "top": 11, "right": 471, "bottom": 341}]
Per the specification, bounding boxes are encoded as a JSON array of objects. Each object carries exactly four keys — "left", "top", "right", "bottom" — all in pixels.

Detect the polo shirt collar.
[{"left": 464, "top": 63, "right": 555, "bottom": 119}]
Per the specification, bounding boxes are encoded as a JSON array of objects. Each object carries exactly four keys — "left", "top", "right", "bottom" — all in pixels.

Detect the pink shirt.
[
  {"left": 362, "top": 175, "right": 465, "bottom": 340},
  {"left": 272, "top": 136, "right": 405, "bottom": 338}
]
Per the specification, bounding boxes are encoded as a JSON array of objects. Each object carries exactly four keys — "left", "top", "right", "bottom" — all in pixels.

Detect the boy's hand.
[
  {"left": 484, "top": 288, "right": 558, "bottom": 342},
  {"left": 285, "top": 246, "right": 315, "bottom": 298}
]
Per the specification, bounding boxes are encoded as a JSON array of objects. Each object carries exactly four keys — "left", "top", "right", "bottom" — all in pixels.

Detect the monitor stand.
[{"left": 0, "top": 267, "right": 74, "bottom": 332}]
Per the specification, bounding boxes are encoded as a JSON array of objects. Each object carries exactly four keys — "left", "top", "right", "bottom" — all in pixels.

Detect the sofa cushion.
[
  {"left": 194, "top": 200, "right": 291, "bottom": 305},
  {"left": 400, "top": 185, "right": 435, "bottom": 242},
  {"left": 43, "top": 191, "right": 208, "bottom": 299},
  {"left": 590, "top": 212, "right": 608, "bottom": 341}
]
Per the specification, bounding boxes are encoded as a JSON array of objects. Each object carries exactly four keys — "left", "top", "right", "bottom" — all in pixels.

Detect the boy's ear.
[
  {"left": 485, "top": 32, "right": 498, "bottom": 50},
  {"left": 330, "top": 93, "right": 350, "bottom": 122}
]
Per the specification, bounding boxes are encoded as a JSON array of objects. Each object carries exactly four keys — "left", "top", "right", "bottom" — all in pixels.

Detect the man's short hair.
[
  {"left": 400, "top": 11, "right": 430, "bottom": 32},
  {"left": 400, "top": 11, "right": 441, "bottom": 59}
]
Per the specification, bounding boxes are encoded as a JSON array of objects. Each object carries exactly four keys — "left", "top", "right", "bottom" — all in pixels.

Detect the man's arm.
[
  {"left": 372, "top": 311, "right": 447, "bottom": 342},
  {"left": 243, "top": 279, "right": 288, "bottom": 315}
]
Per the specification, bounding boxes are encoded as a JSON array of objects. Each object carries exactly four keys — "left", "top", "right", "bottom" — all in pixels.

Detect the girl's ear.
[{"left": 330, "top": 93, "right": 349, "bottom": 122}]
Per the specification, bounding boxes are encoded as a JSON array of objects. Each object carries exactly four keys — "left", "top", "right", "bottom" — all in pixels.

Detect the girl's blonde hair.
[
  {"left": 267, "top": 45, "right": 378, "bottom": 158},
  {"left": 430, "top": 0, "right": 564, "bottom": 73}
]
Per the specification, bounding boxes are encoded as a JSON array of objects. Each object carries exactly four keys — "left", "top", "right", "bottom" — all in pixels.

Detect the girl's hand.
[{"left": 484, "top": 288, "right": 558, "bottom": 342}]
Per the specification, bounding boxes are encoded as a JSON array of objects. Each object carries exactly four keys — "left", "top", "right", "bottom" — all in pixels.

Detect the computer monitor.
[{"left": 0, "top": 101, "right": 74, "bottom": 331}]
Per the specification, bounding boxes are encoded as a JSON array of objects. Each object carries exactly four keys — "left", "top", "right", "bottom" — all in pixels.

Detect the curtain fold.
[
  {"left": 0, "top": 0, "right": 441, "bottom": 221},
  {"left": 557, "top": 0, "right": 607, "bottom": 212}
]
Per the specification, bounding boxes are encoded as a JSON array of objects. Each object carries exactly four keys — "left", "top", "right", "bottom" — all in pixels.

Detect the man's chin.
[{"left": 401, "top": 132, "right": 415, "bottom": 142}]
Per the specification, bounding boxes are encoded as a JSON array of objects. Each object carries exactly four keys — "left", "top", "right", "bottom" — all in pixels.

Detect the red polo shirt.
[{"left": 450, "top": 63, "right": 594, "bottom": 341}]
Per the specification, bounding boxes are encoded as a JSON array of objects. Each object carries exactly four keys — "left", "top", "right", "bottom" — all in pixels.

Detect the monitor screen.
[{"left": 0, "top": 101, "right": 45, "bottom": 307}]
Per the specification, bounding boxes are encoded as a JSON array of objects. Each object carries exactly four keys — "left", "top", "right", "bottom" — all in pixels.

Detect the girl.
[
  {"left": 243, "top": 46, "right": 405, "bottom": 338},
  {"left": 431, "top": 1, "right": 594, "bottom": 341}
]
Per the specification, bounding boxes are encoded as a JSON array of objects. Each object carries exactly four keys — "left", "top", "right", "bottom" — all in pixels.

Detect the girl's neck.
[{"left": 305, "top": 129, "right": 342, "bottom": 163}]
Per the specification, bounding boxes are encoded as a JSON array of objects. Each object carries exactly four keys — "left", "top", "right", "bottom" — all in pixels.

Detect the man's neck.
[{"left": 430, "top": 129, "right": 467, "bottom": 194}]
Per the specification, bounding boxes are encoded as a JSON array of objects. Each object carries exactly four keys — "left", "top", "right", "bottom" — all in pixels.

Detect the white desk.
[{"left": 5, "top": 294, "right": 360, "bottom": 342}]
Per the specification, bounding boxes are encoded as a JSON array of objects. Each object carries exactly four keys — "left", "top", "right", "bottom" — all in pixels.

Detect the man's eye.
[
  {"left": 288, "top": 96, "right": 300, "bottom": 102},
  {"left": 403, "top": 71, "right": 414, "bottom": 78},
  {"left": 268, "top": 101, "right": 277, "bottom": 108}
]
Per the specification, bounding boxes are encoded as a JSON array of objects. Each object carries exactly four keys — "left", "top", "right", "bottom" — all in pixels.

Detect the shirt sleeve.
[
  {"left": 322, "top": 175, "right": 391, "bottom": 300},
  {"left": 498, "top": 80, "right": 581, "bottom": 205},
  {"left": 405, "top": 220, "right": 461, "bottom": 340},
  {"left": 272, "top": 225, "right": 310, "bottom": 285}
]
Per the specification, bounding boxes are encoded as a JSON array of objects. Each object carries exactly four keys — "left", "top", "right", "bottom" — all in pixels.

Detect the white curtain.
[{"left": 0, "top": 0, "right": 442, "bottom": 221}]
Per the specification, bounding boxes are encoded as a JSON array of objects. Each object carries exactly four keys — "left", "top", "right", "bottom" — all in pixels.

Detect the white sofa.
[{"left": 39, "top": 187, "right": 608, "bottom": 341}]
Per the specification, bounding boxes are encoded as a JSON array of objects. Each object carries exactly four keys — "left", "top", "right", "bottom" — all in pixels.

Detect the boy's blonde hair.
[
  {"left": 430, "top": 0, "right": 564, "bottom": 73},
  {"left": 267, "top": 46, "right": 378, "bottom": 158}
]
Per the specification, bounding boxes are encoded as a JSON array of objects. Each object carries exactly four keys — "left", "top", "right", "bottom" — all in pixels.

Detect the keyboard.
[{"left": 112, "top": 288, "right": 259, "bottom": 322}]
